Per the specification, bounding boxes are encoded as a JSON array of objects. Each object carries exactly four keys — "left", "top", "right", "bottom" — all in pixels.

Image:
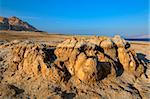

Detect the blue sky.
[{"left": 0, "top": 0, "right": 149, "bottom": 37}]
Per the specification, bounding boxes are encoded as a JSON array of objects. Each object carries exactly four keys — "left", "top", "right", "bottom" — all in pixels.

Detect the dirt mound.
[
  {"left": 0, "top": 36, "right": 149, "bottom": 98},
  {"left": 0, "top": 16, "right": 38, "bottom": 31}
]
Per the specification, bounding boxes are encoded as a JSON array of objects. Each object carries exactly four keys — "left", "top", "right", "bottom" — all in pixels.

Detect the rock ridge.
[{"left": 0, "top": 16, "right": 38, "bottom": 31}]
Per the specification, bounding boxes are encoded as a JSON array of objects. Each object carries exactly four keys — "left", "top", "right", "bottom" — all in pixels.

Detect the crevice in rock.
[{"left": 8, "top": 84, "right": 24, "bottom": 95}]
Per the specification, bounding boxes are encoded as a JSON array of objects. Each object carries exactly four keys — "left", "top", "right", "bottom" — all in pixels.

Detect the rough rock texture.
[
  {"left": 0, "top": 36, "right": 149, "bottom": 99},
  {"left": 0, "top": 16, "right": 38, "bottom": 31}
]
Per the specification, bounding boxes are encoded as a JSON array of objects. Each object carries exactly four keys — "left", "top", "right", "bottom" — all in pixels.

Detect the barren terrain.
[
  {"left": 0, "top": 30, "right": 149, "bottom": 57},
  {"left": 0, "top": 30, "right": 149, "bottom": 99}
]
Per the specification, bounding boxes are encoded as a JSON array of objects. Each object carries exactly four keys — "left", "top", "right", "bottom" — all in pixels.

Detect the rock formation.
[
  {"left": 0, "top": 16, "right": 38, "bottom": 31},
  {"left": 0, "top": 36, "right": 149, "bottom": 98}
]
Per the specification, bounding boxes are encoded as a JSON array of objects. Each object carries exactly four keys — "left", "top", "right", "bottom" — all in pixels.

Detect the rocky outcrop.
[
  {"left": 0, "top": 16, "right": 38, "bottom": 31},
  {"left": 54, "top": 36, "right": 144, "bottom": 83},
  {"left": 0, "top": 36, "right": 149, "bottom": 98}
]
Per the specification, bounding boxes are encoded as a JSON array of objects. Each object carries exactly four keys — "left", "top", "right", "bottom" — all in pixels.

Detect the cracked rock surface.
[{"left": 0, "top": 36, "right": 149, "bottom": 99}]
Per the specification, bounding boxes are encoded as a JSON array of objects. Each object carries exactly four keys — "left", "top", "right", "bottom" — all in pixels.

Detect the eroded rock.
[
  {"left": 54, "top": 36, "right": 144, "bottom": 83},
  {"left": 0, "top": 36, "right": 149, "bottom": 99}
]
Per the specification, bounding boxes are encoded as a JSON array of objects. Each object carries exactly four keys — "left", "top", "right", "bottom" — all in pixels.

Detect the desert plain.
[{"left": 0, "top": 30, "right": 150, "bottom": 99}]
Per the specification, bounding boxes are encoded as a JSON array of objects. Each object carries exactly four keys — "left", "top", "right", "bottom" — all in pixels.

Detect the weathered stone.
[
  {"left": 0, "top": 36, "right": 148, "bottom": 99},
  {"left": 118, "top": 47, "right": 130, "bottom": 71},
  {"left": 112, "top": 35, "right": 126, "bottom": 47},
  {"left": 100, "top": 39, "right": 114, "bottom": 48}
]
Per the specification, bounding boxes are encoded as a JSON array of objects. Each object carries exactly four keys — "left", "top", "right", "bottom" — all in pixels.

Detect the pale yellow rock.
[
  {"left": 0, "top": 36, "right": 147, "bottom": 98},
  {"left": 112, "top": 35, "right": 126, "bottom": 47},
  {"left": 101, "top": 39, "right": 114, "bottom": 48},
  {"left": 118, "top": 47, "right": 130, "bottom": 71},
  {"left": 67, "top": 49, "right": 80, "bottom": 75},
  {"left": 83, "top": 58, "right": 97, "bottom": 81},
  {"left": 74, "top": 52, "right": 87, "bottom": 80}
]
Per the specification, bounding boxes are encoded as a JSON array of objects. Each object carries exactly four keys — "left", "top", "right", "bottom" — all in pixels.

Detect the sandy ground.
[
  {"left": 0, "top": 30, "right": 150, "bottom": 98},
  {"left": 0, "top": 30, "right": 150, "bottom": 60},
  {"left": 129, "top": 41, "right": 150, "bottom": 61}
]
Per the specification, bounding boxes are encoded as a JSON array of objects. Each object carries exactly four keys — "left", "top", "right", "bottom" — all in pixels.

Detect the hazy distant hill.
[
  {"left": 125, "top": 34, "right": 150, "bottom": 41},
  {"left": 126, "top": 34, "right": 150, "bottom": 39},
  {"left": 0, "top": 16, "right": 39, "bottom": 31}
]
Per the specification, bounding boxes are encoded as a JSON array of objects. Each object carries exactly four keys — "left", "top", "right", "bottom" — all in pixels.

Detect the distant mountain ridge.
[
  {"left": 125, "top": 34, "right": 150, "bottom": 39},
  {"left": 0, "top": 16, "right": 39, "bottom": 31},
  {"left": 125, "top": 34, "right": 150, "bottom": 42}
]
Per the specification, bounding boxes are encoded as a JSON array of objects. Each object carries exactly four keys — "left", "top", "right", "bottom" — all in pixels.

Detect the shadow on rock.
[
  {"left": 103, "top": 53, "right": 124, "bottom": 77},
  {"left": 97, "top": 62, "right": 111, "bottom": 80},
  {"left": 137, "top": 53, "right": 150, "bottom": 64},
  {"left": 42, "top": 47, "right": 57, "bottom": 66},
  {"left": 61, "top": 91, "right": 76, "bottom": 99},
  {"left": 137, "top": 53, "right": 150, "bottom": 78},
  {"left": 8, "top": 85, "right": 24, "bottom": 95}
]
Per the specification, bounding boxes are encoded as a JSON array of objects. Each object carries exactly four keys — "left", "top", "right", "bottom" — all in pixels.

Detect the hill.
[{"left": 0, "top": 16, "right": 39, "bottom": 31}]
